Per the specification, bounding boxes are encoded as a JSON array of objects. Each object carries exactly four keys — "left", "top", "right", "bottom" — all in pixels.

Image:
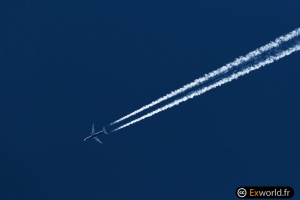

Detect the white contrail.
[
  {"left": 110, "top": 28, "right": 300, "bottom": 125},
  {"left": 112, "top": 42, "right": 300, "bottom": 132}
]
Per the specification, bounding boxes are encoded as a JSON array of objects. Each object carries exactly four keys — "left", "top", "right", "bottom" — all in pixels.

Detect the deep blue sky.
[{"left": 1, "top": 1, "right": 300, "bottom": 199}]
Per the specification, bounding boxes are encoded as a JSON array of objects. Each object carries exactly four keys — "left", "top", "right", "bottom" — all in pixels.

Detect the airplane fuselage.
[{"left": 84, "top": 131, "right": 103, "bottom": 141}]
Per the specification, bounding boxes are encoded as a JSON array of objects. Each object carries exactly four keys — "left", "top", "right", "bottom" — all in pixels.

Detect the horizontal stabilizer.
[{"left": 103, "top": 126, "right": 108, "bottom": 134}]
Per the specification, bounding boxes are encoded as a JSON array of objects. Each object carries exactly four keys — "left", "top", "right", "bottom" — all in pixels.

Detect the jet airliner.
[{"left": 84, "top": 124, "right": 107, "bottom": 144}]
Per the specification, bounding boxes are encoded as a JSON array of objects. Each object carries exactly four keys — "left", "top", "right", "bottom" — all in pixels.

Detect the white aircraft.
[{"left": 84, "top": 124, "right": 107, "bottom": 144}]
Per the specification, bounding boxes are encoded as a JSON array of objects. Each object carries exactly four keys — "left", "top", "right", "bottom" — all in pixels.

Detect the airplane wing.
[
  {"left": 93, "top": 136, "right": 103, "bottom": 144},
  {"left": 92, "top": 124, "right": 95, "bottom": 133}
]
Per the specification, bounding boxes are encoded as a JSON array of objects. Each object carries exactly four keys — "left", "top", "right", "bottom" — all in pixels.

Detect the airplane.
[{"left": 84, "top": 124, "right": 108, "bottom": 144}]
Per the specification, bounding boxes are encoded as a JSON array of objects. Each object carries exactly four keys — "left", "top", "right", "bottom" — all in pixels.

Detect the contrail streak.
[
  {"left": 110, "top": 28, "right": 300, "bottom": 126},
  {"left": 112, "top": 42, "right": 300, "bottom": 132}
]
